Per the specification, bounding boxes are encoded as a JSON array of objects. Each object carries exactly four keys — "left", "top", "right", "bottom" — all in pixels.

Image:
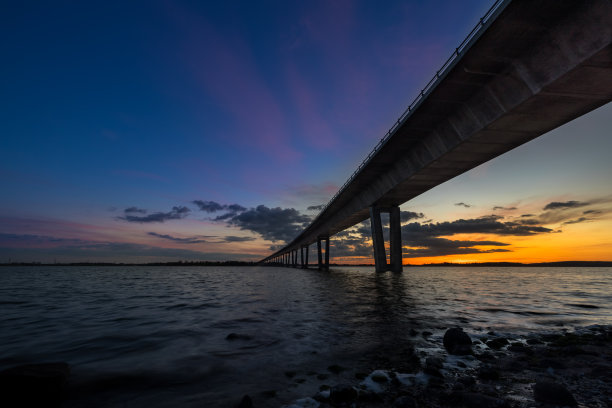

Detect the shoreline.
[{"left": 270, "top": 325, "right": 612, "bottom": 408}]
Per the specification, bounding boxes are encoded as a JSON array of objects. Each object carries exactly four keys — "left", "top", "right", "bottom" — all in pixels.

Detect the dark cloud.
[
  {"left": 193, "top": 200, "right": 247, "bottom": 221},
  {"left": 125, "top": 206, "right": 147, "bottom": 214},
  {"left": 222, "top": 236, "right": 256, "bottom": 242},
  {"left": 193, "top": 200, "right": 224, "bottom": 213},
  {"left": 147, "top": 232, "right": 209, "bottom": 244},
  {"left": 307, "top": 205, "right": 325, "bottom": 211},
  {"left": 118, "top": 206, "right": 190, "bottom": 223},
  {"left": 521, "top": 214, "right": 534, "bottom": 217},
  {"left": 543, "top": 201, "right": 588, "bottom": 211},
  {"left": 562, "top": 217, "right": 590, "bottom": 225},
  {"left": 583, "top": 210, "right": 601, "bottom": 215},
  {"left": 493, "top": 206, "right": 517, "bottom": 211},
  {"left": 226, "top": 205, "right": 311, "bottom": 243},
  {"left": 455, "top": 202, "right": 471, "bottom": 208},
  {"left": 401, "top": 211, "right": 425, "bottom": 223},
  {"left": 402, "top": 215, "right": 552, "bottom": 237}
]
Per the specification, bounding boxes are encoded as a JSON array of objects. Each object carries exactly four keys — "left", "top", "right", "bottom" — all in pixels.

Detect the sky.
[{"left": 1, "top": 0, "right": 610, "bottom": 265}]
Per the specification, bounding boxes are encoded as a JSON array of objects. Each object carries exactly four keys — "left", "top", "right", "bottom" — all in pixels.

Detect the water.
[{"left": 1, "top": 265, "right": 610, "bottom": 407}]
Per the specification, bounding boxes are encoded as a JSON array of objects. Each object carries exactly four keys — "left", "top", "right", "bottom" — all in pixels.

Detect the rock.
[
  {"left": 526, "top": 337, "right": 543, "bottom": 345},
  {"left": 460, "top": 392, "right": 510, "bottom": 408},
  {"left": 457, "top": 375, "right": 476, "bottom": 388},
  {"left": 478, "top": 365, "right": 500, "bottom": 381},
  {"left": 409, "top": 329, "right": 418, "bottom": 336},
  {"left": 329, "top": 384, "right": 358, "bottom": 405},
  {"left": 393, "top": 395, "right": 417, "bottom": 408},
  {"left": 485, "top": 338, "right": 508, "bottom": 350},
  {"left": 422, "top": 331, "right": 433, "bottom": 337},
  {"left": 327, "top": 364, "right": 345, "bottom": 374},
  {"left": 476, "top": 351, "right": 496, "bottom": 361},
  {"left": 235, "top": 395, "right": 253, "bottom": 408},
  {"left": 444, "top": 328, "right": 473, "bottom": 355},
  {"left": 424, "top": 357, "right": 444, "bottom": 377},
  {"left": 0, "top": 362, "right": 70, "bottom": 408},
  {"left": 533, "top": 381, "right": 577, "bottom": 406}
]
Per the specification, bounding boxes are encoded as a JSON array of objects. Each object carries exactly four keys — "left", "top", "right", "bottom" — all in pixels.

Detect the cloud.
[
  {"left": 493, "top": 206, "right": 517, "bottom": 211},
  {"left": 222, "top": 236, "right": 256, "bottom": 243},
  {"left": 455, "top": 202, "right": 471, "bottom": 208},
  {"left": 562, "top": 217, "right": 590, "bottom": 225},
  {"left": 147, "top": 232, "right": 209, "bottom": 244},
  {"left": 118, "top": 206, "right": 190, "bottom": 223},
  {"left": 403, "top": 215, "right": 552, "bottom": 237},
  {"left": 401, "top": 211, "right": 425, "bottom": 223},
  {"left": 192, "top": 200, "right": 225, "bottom": 213},
  {"left": 124, "top": 206, "right": 147, "bottom": 214},
  {"left": 193, "top": 200, "right": 247, "bottom": 221},
  {"left": 307, "top": 205, "right": 325, "bottom": 211},
  {"left": 225, "top": 205, "right": 312, "bottom": 243},
  {"left": 543, "top": 201, "right": 589, "bottom": 211}
]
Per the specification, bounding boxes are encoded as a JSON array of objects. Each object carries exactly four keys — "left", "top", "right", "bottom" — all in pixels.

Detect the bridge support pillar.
[
  {"left": 370, "top": 205, "right": 403, "bottom": 272},
  {"left": 317, "top": 236, "right": 329, "bottom": 271},
  {"left": 302, "top": 245, "right": 308, "bottom": 269},
  {"left": 294, "top": 249, "right": 298, "bottom": 268}
]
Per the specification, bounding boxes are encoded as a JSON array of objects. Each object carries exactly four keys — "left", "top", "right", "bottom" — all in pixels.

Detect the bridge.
[{"left": 259, "top": 0, "right": 612, "bottom": 272}]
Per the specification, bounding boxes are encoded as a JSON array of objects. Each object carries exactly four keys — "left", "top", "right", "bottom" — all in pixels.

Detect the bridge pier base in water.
[
  {"left": 317, "top": 237, "right": 329, "bottom": 271},
  {"left": 370, "top": 205, "right": 403, "bottom": 273}
]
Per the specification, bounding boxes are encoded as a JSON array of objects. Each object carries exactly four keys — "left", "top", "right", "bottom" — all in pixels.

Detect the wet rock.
[
  {"left": 457, "top": 375, "right": 476, "bottom": 388},
  {"left": 424, "top": 357, "right": 444, "bottom": 377},
  {"left": 459, "top": 392, "right": 510, "bottom": 408},
  {"left": 327, "top": 364, "right": 345, "bottom": 374},
  {"left": 526, "top": 337, "right": 543, "bottom": 345},
  {"left": 329, "top": 384, "right": 358, "bottom": 405},
  {"left": 478, "top": 365, "right": 500, "bottom": 381},
  {"left": 507, "top": 342, "right": 528, "bottom": 352},
  {"left": 393, "top": 395, "right": 417, "bottom": 408},
  {"left": 476, "top": 351, "right": 496, "bottom": 361},
  {"left": 485, "top": 338, "right": 508, "bottom": 350},
  {"left": 444, "top": 328, "right": 473, "bottom": 355},
  {"left": 0, "top": 362, "right": 70, "bottom": 408},
  {"left": 235, "top": 395, "right": 253, "bottom": 408},
  {"left": 533, "top": 380, "right": 577, "bottom": 406}
]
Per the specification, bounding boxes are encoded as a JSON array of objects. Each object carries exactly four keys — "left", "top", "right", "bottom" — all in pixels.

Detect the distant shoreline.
[{"left": 1, "top": 261, "right": 611, "bottom": 267}]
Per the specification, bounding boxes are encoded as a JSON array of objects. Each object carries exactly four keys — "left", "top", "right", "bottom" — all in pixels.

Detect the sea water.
[{"left": 1, "top": 265, "right": 610, "bottom": 407}]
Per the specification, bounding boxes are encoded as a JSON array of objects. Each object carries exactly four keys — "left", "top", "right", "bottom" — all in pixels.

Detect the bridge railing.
[{"left": 306, "top": 0, "right": 510, "bottom": 231}]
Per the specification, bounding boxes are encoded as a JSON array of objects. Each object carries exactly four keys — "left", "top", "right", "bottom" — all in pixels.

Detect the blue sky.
[{"left": 1, "top": 0, "right": 610, "bottom": 263}]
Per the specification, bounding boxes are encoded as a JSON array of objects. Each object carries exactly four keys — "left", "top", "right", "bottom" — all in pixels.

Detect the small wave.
[{"left": 0, "top": 300, "right": 29, "bottom": 305}]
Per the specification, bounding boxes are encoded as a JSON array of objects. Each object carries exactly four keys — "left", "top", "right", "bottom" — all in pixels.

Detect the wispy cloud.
[
  {"left": 147, "top": 232, "right": 210, "bottom": 244},
  {"left": 455, "top": 202, "right": 472, "bottom": 208}
]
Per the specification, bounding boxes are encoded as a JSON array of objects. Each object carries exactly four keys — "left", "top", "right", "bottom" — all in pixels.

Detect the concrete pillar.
[
  {"left": 370, "top": 206, "right": 387, "bottom": 272},
  {"left": 300, "top": 246, "right": 304, "bottom": 268},
  {"left": 324, "top": 237, "right": 330, "bottom": 272},
  {"left": 303, "top": 245, "right": 309, "bottom": 269},
  {"left": 317, "top": 238, "right": 323, "bottom": 271},
  {"left": 389, "top": 206, "right": 403, "bottom": 273},
  {"left": 370, "top": 205, "right": 403, "bottom": 272}
]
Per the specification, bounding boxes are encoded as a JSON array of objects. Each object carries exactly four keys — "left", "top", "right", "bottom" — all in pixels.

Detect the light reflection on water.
[{"left": 0, "top": 265, "right": 610, "bottom": 407}]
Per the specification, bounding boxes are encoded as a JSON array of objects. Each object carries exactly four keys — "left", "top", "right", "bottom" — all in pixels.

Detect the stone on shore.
[
  {"left": 329, "top": 384, "right": 358, "bottom": 405},
  {"left": 443, "top": 328, "right": 472, "bottom": 355},
  {"left": 533, "top": 380, "right": 577, "bottom": 406},
  {"left": 235, "top": 395, "right": 253, "bottom": 408},
  {"left": 0, "top": 362, "right": 70, "bottom": 408}
]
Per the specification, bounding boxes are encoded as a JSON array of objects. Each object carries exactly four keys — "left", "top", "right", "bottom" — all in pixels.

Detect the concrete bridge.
[{"left": 260, "top": 0, "right": 612, "bottom": 272}]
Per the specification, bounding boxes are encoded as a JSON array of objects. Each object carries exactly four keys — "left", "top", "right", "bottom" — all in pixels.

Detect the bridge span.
[{"left": 260, "top": 0, "right": 612, "bottom": 272}]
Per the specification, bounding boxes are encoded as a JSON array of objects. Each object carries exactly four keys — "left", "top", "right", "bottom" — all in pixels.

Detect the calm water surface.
[{"left": 1, "top": 266, "right": 610, "bottom": 407}]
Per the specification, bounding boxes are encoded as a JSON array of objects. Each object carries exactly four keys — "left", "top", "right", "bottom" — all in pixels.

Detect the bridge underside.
[{"left": 261, "top": 0, "right": 612, "bottom": 268}]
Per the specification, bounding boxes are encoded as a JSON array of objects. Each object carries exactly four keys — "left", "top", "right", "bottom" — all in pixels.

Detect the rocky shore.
[
  {"left": 254, "top": 325, "right": 612, "bottom": 408},
  {"left": 1, "top": 326, "right": 610, "bottom": 407}
]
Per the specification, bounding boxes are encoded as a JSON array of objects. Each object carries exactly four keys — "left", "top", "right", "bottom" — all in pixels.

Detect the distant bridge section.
[{"left": 260, "top": 0, "right": 612, "bottom": 271}]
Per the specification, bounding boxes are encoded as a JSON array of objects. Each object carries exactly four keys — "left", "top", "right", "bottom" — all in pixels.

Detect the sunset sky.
[{"left": 1, "top": 0, "right": 611, "bottom": 264}]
